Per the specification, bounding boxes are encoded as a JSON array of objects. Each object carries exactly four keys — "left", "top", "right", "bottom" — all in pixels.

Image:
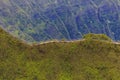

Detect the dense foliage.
[
  {"left": 83, "top": 33, "right": 112, "bottom": 42},
  {"left": 0, "top": 0, "right": 120, "bottom": 42},
  {"left": 0, "top": 28, "right": 120, "bottom": 80}
]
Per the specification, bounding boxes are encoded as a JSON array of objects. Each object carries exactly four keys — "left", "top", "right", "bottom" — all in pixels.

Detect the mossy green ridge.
[
  {"left": 0, "top": 28, "right": 120, "bottom": 80},
  {"left": 83, "top": 33, "right": 112, "bottom": 42}
]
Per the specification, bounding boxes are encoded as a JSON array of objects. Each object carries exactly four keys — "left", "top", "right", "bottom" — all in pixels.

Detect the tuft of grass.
[{"left": 83, "top": 33, "right": 112, "bottom": 42}]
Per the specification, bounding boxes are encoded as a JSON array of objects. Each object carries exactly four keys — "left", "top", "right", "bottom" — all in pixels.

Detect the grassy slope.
[{"left": 0, "top": 28, "right": 120, "bottom": 80}]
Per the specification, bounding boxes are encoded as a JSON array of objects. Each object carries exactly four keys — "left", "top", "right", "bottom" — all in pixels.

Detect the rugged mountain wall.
[{"left": 0, "top": 0, "right": 120, "bottom": 42}]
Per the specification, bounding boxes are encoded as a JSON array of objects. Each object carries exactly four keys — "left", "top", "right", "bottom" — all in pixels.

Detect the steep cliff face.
[{"left": 0, "top": 0, "right": 120, "bottom": 42}]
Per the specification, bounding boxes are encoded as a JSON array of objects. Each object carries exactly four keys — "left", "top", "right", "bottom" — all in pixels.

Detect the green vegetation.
[
  {"left": 83, "top": 33, "right": 112, "bottom": 42},
  {"left": 0, "top": 28, "right": 120, "bottom": 80}
]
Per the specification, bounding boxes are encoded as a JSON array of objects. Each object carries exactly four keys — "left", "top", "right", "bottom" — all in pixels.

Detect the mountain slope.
[
  {"left": 0, "top": 0, "right": 120, "bottom": 42},
  {"left": 0, "top": 28, "right": 120, "bottom": 80}
]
